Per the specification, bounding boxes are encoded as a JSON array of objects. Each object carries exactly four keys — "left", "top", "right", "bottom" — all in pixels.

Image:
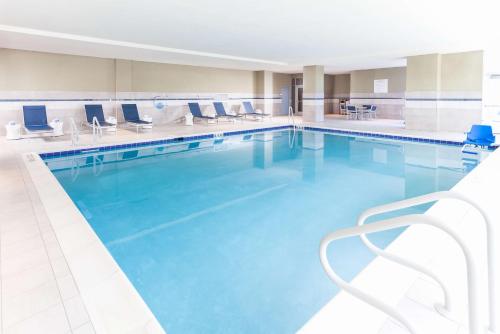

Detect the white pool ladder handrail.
[
  {"left": 69, "top": 117, "right": 79, "bottom": 146},
  {"left": 92, "top": 116, "right": 103, "bottom": 143},
  {"left": 319, "top": 190, "right": 496, "bottom": 334},
  {"left": 288, "top": 106, "right": 297, "bottom": 148},
  {"left": 288, "top": 105, "right": 296, "bottom": 128},
  {"left": 92, "top": 154, "right": 104, "bottom": 176},
  {"left": 357, "top": 191, "right": 496, "bottom": 333}
]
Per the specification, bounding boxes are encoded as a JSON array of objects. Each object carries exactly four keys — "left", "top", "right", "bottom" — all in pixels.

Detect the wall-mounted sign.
[{"left": 374, "top": 79, "right": 388, "bottom": 93}]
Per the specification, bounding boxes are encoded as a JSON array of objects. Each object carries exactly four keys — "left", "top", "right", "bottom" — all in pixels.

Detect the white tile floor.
[{"left": 0, "top": 116, "right": 480, "bottom": 333}]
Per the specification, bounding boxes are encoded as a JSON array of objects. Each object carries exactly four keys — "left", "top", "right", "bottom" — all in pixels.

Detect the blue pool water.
[{"left": 46, "top": 130, "right": 470, "bottom": 333}]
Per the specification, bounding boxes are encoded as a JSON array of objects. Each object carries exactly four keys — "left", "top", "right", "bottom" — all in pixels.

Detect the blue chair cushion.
[
  {"left": 242, "top": 101, "right": 270, "bottom": 116},
  {"left": 85, "top": 104, "right": 107, "bottom": 123},
  {"left": 188, "top": 103, "right": 215, "bottom": 119},
  {"left": 23, "top": 105, "right": 49, "bottom": 127},
  {"left": 122, "top": 104, "right": 141, "bottom": 122},
  {"left": 213, "top": 102, "right": 227, "bottom": 116},
  {"left": 214, "top": 102, "right": 241, "bottom": 118}
]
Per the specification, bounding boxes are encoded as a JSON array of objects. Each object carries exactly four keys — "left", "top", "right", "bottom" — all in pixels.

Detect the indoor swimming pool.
[{"left": 44, "top": 129, "right": 472, "bottom": 333}]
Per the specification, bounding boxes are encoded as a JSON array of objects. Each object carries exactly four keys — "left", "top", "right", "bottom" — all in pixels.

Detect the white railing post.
[
  {"left": 92, "top": 116, "right": 102, "bottom": 143},
  {"left": 320, "top": 213, "right": 484, "bottom": 334},
  {"left": 69, "top": 117, "right": 79, "bottom": 146},
  {"left": 288, "top": 105, "right": 295, "bottom": 128}
]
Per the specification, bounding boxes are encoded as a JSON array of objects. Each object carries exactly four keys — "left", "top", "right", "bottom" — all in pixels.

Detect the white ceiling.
[{"left": 0, "top": 0, "right": 499, "bottom": 74}]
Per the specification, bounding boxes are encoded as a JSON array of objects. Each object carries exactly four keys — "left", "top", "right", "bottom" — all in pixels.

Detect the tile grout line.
[{"left": 17, "top": 153, "right": 97, "bottom": 334}]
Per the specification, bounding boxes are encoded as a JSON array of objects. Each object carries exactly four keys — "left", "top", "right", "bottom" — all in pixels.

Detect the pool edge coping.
[{"left": 22, "top": 152, "right": 165, "bottom": 334}]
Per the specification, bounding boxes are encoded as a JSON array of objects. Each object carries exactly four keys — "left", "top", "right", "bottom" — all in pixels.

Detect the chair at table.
[
  {"left": 363, "top": 105, "right": 377, "bottom": 120},
  {"left": 346, "top": 105, "right": 359, "bottom": 120},
  {"left": 339, "top": 103, "right": 347, "bottom": 115}
]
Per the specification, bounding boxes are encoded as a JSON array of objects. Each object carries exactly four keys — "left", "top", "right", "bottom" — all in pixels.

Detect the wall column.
[
  {"left": 255, "top": 70, "right": 274, "bottom": 115},
  {"left": 405, "top": 51, "right": 483, "bottom": 132},
  {"left": 303, "top": 65, "right": 324, "bottom": 122}
]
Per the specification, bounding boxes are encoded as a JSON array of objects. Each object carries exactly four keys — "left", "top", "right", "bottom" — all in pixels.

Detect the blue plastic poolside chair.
[
  {"left": 121, "top": 104, "right": 153, "bottom": 131},
  {"left": 213, "top": 102, "right": 242, "bottom": 120},
  {"left": 242, "top": 101, "right": 270, "bottom": 120},
  {"left": 363, "top": 105, "right": 377, "bottom": 120},
  {"left": 346, "top": 105, "right": 358, "bottom": 120},
  {"left": 188, "top": 102, "right": 217, "bottom": 123},
  {"left": 84, "top": 105, "right": 116, "bottom": 128},
  {"left": 464, "top": 125, "right": 496, "bottom": 147},
  {"left": 23, "top": 105, "right": 54, "bottom": 134}
]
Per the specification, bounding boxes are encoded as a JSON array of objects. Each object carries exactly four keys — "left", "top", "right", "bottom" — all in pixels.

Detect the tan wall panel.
[
  {"left": 131, "top": 61, "right": 256, "bottom": 93},
  {"left": 0, "top": 49, "right": 116, "bottom": 91},
  {"left": 406, "top": 54, "right": 441, "bottom": 92},
  {"left": 378, "top": 67, "right": 406, "bottom": 93},
  {"left": 350, "top": 67, "right": 406, "bottom": 94},
  {"left": 333, "top": 74, "right": 350, "bottom": 96},
  {"left": 350, "top": 70, "right": 374, "bottom": 93},
  {"left": 440, "top": 50, "right": 483, "bottom": 92},
  {"left": 324, "top": 75, "right": 335, "bottom": 97}
]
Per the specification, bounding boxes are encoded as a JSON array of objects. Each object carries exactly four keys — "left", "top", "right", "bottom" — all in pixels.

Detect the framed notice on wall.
[{"left": 374, "top": 79, "right": 388, "bottom": 93}]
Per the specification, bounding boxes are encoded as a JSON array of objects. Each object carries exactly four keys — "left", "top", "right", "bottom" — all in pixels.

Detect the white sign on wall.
[{"left": 374, "top": 79, "right": 388, "bottom": 93}]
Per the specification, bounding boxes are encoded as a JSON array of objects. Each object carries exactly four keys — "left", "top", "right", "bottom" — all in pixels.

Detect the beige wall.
[
  {"left": 405, "top": 51, "right": 484, "bottom": 132},
  {"left": 350, "top": 67, "right": 406, "bottom": 94},
  {"left": 406, "top": 54, "right": 441, "bottom": 92},
  {"left": 131, "top": 61, "right": 256, "bottom": 93},
  {"left": 349, "top": 67, "right": 406, "bottom": 119},
  {"left": 324, "top": 75, "right": 335, "bottom": 97},
  {"left": 0, "top": 49, "right": 116, "bottom": 92},
  {"left": 0, "top": 48, "right": 257, "bottom": 94},
  {"left": 333, "top": 74, "right": 350, "bottom": 97},
  {"left": 440, "top": 50, "right": 483, "bottom": 92},
  {"left": 324, "top": 75, "right": 335, "bottom": 114},
  {"left": 0, "top": 48, "right": 266, "bottom": 135},
  {"left": 115, "top": 59, "right": 133, "bottom": 92}
]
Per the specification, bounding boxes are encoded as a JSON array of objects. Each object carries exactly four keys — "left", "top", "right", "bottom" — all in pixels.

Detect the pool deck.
[{"left": 0, "top": 115, "right": 492, "bottom": 334}]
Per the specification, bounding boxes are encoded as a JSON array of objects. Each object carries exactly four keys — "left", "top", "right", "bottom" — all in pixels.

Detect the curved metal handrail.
[
  {"left": 288, "top": 106, "right": 297, "bottom": 148},
  {"left": 69, "top": 117, "right": 79, "bottom": 146},
  {"left": 320, "top": 213, "right": 482, "bottom": 334},
  {"left": 288, "top": 105, "right": 295, "bottom": 128},
  {"left": 357, "top": 191, "right": 496, "bottom": 332},
  {"left": 92, "top": 116, "right": 102, "bottom": 143},
  {"left": 92, "top": 154, "right": 104, "bottom": 176}
]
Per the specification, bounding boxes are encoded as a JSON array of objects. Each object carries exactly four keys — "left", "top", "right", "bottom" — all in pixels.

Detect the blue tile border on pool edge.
[
  {"left": 302, "top": 126, "right": 470, "bottom": 147},
  {"left": 39, "top": 125, "right": 484, "bottom": 160}
]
